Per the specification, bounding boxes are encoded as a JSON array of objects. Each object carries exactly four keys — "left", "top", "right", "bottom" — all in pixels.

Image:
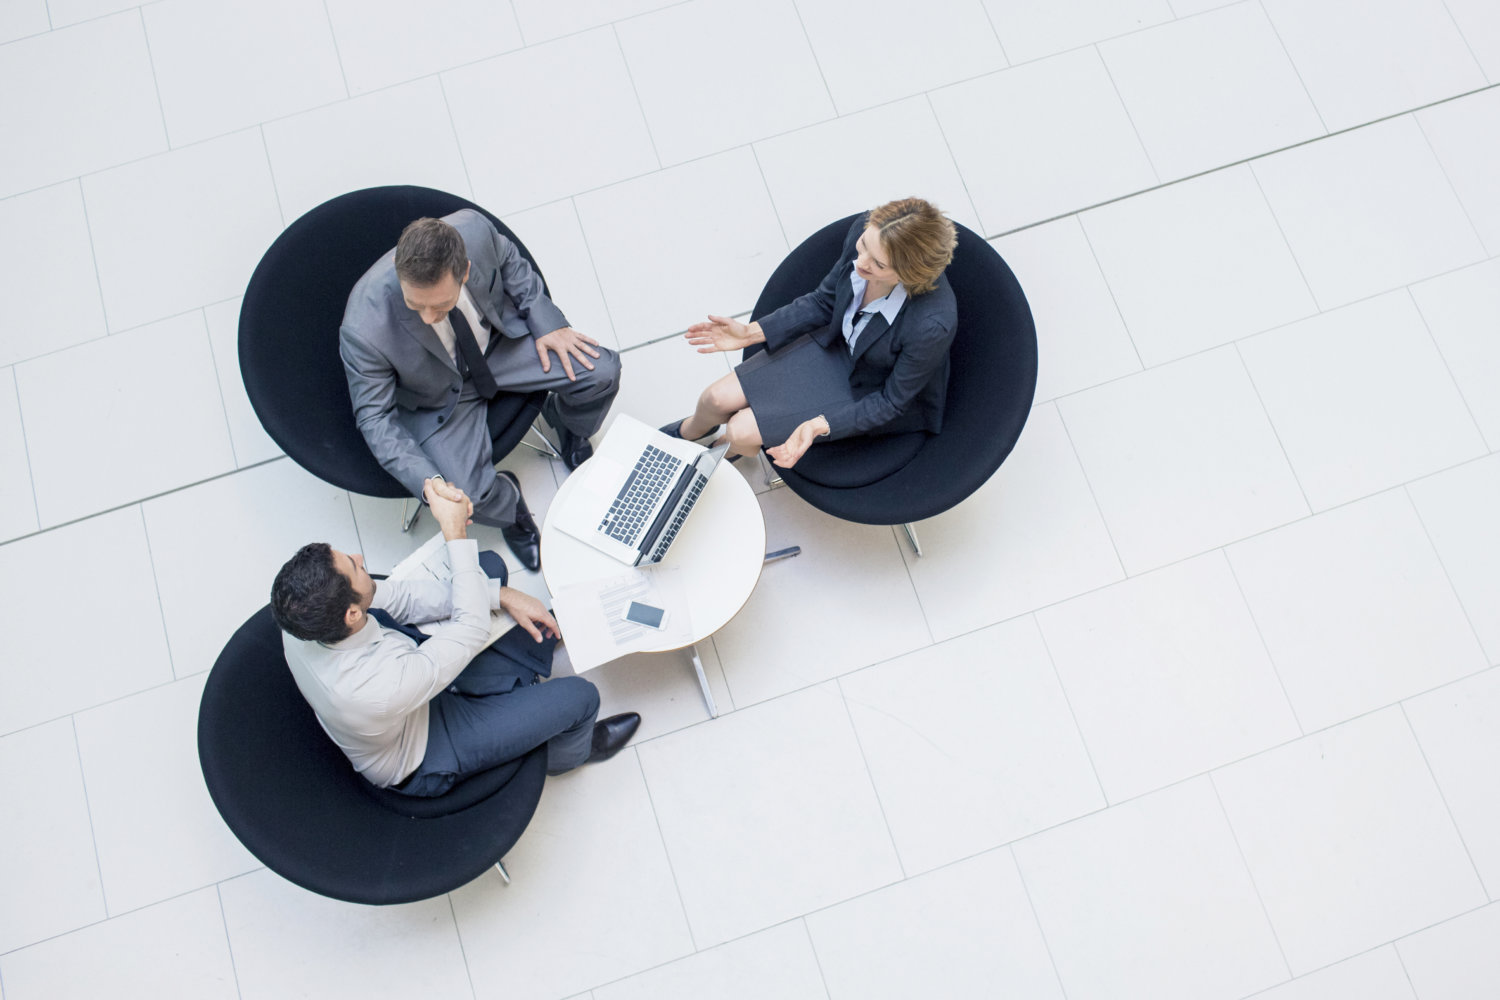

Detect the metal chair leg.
[
  {"left": 495, "top": 859, "right": 511, "bottom": 885},
  {"left": 764, "top": 546, "right": 801, "bottom": 563},
  {"left": 402, "top": 499, "right": 422, "bottom": 533},
  {"left": 517, "top": 421, "right": 563, "bottom": 459},
  {"left": 902, "top": 522, "right": 923, "bottom": 557},
  {"left": 690, "top": 645, "right": 718, "bottom": 718}
]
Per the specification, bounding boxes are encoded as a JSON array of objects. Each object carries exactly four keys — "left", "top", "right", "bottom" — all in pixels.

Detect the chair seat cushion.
[
  {"left": 359, "top": 757, "right": 526, "bottom": 819},
  {"left": 787, "top": 431, "right": 928, "bottom": 488}
]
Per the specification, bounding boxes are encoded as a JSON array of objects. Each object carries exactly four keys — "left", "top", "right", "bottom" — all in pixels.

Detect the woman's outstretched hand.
[
  {"left": 685, "top": 315, "right": 764, "bottom": 354},
  {"left": 766, "top": 415, "right": 831, "bottom": 468}
]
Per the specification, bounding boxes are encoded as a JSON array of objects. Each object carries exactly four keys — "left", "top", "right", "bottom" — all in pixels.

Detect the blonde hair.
[{"left": 867, "top": 198, "right": 956, "bottom": 295}]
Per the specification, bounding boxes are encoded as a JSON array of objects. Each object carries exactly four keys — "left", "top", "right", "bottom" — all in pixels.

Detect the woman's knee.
[
  {"left": 699, "top": 373, "right": 746, "bottom": 415},
  {"left": 725, "top": 409, "right": 762, "bottom": 453}
]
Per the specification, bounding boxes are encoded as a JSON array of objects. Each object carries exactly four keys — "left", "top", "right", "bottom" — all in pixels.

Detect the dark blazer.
[{"left": 757, "top": 215, "right": 957, "bottom": 441}]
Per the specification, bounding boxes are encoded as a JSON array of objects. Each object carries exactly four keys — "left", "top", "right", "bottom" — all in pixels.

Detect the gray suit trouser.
[{"left": 424, "top": 338, "right": 620, "bottom": 527}]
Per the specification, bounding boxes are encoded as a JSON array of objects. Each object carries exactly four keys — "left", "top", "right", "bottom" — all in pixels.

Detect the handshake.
[{"left": 423, "top": 476, "right": 475, "bottom": 541}]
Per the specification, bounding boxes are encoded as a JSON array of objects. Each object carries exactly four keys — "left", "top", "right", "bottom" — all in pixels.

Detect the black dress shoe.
[
  {"left": 660, "top": 417, "right": 719, "bottom": 442},
  {"left": 496, "top": 470, "right": 541, "bottom": 572},
  {"left": 586, "top": 712, "right": 641, "bottom": 765},
  {"left": 542, "top": 396, "right": 594, "bottom": 471}
]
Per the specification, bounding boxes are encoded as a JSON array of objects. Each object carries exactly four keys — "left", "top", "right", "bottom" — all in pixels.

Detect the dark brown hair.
[{"left": 394, "top": 217, "right": 467, "bottom": 287}]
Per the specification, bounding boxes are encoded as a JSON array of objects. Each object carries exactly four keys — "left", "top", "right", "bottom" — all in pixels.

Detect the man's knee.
[
  {"left": 565, "top": 347, "right": 620, "bottom": 402},
  {"left": 549, "top": 675, "right": 601, "bottom": 723}
]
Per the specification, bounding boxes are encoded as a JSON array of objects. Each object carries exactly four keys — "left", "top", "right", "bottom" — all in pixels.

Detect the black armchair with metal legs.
[
  {"left": 237, "top": 185, "right": 560, "bottom": 531},
  {"left": 745, "top": 214, "right": 1039, "bottom": 554}
]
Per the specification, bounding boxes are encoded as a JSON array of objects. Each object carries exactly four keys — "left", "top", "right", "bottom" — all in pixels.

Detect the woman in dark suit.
[{"left": 665, "top": 198, "right": 958, "bottom": 469}]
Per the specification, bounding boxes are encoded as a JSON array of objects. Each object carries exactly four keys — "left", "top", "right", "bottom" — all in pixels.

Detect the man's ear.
[
  {"left": 462, "top": 260, "right": 471, "bottom": 284},
  {"left": 345, "top": 603, "right": 363, "bottom": 631}
]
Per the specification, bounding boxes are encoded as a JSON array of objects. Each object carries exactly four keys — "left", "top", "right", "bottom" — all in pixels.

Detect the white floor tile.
[
  {"left": 0, "top": 13, "right": 166, "bottom": 199},
  {"left": 903, "top": 403, "right": 1124, "bottom": 640},
  {"left": 1405, "top": 668, "right": 1500, "bottom": 897},
  {"left": 638, "top": 683, "right": 902, "bottom": 948},
  {"left": 574, "top": 148, "right": 786, "bottom": 346},
  {"left": 1239, "top": 291, "right": 1486, "bottom": 510},
  {"left": 984, "top": 0, "right": 1172, "bottom": 64},
  {"left": 753, "top": 95, "right": 982, "bottom": 244},
  {"left": 262, "top": 78, "right": 471, "bottom": 224},
  {"left": 1059, "top": 346, "right": 1308, "bottom": 574},
  {"left": 1396, "top": 903, "right": 1500, "bottom": 1000},
  {"left": 797, "top": 0, "right": 1005, "bottom": 114},
  {"left": 0, "top": 889, "right": 235, "bottom": 1000},
  {"left": 16, "top": 312, "right": 236, "bottom": 527},
  {"left": 0, "top": 182, "right": 107, "bottom": 368},
  {"left": 323, "top": 0, "right": 521, "bottom": 96},
  {"left": 1444, "top": 0, "right": 1500, "bottom": 79},
  {"left": 989, "top": 219, "right": 1141, "bottom": 402},
  {"left": 1037, "top": 552, "right": 1300, "bottom": 802},
  {"left": 510, "top": 0, "right": 681, "bottom": 43},
  {"left": 143, "top": 0, "right": 345, "bottom": 147},
  {"left": 1014, "top": 777, "right": 1287, "bottom": 1000},
  {"left": 616, "top": 0, "right": 833, "bottom": 165},
  {"left": 0, "top": 508, "right": 172, "bottom": 734},
  {"left": 451, "top": 755, "right": 693, "bottom": 1000},
  {"left": 219, "top": 869, "right": 471, "bottom": 1000},
  {"left": 1418, "top": 88, "right": 1500, "bottom": 255},
  {"left": 1261, "top": 0, "right": 1484, "bottom": 131},
  {"left": 0, "top": 0, "right": 48, "bottom": 44},
  {"left": 1409, "top": 456, "right": 1500, "bottom": 664},
  {"left": 840, "top": 617, "right": 1104, "bottom": 874},
  {"left": 82, "top": 130, "right": 284, "bottom": 335},
  {"left": 0, "top": 369, "right": 39, "bottom": 543},
  {"left": 1411, "top": 260, "right": 1500, "bottom": 451},
  {"left": 0, "top": 720, "right": 104, "bottom": 954},
  {"left": 806, "top": 849, "right": 1066, "bottom": 1000},
  {"left": 203, "top": 297, "right": 281, "bottom": 467},
  {"left": 507, "top": 199, "right": 623, "bottom": 350},
  {"left": 74, "top": 675, "right": 258, "bottom": 915},
  {"left": 1080, "top": 165, "right": 1317, "bottom": 365},
  {"left": 1228, "top": 490, "right": 1487, "bottom": 731},
  {"left": 561, "top": 639, "right": 732, "bottom": 743},
  {"left": 1249, "top": 948, "right": 1416, "bottom": 1000},
  {"left": 1101, "top": 4, "right": 1325, "bottom": 180},
  {"left": 600, "top": 334, "right": 735, "bottom": 434},
  {"left": 931, "top": 48, "right": 1158, "bottom": 233},
  {"left": 1216, "top": 708, "right": 1486, "bottom": 973},
  {"left": 143, "top": 459, "right": 360, "bottom": 678},
  {"left": 711, "top": 487, "right": 929, "bottom": 706},
  {"left": 1251, "top": 116, "right": 1485, "bottom": 309},
  {"left": 445, "top": 28, "right": 659, "bottom": 216},
  {"left": 1170, "top": 0, "right": 1240, "bottom": 12},
  {"left": 592, "top": 921, "right": 826, "bottom": 1000}
]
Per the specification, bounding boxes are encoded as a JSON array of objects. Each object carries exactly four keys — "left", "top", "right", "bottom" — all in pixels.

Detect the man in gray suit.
[{"left": 341, "top": 211, "right": 621, "bottom": 570}]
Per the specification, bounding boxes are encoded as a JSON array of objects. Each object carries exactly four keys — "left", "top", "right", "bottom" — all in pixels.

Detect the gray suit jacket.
[{"left": 340, "top": 210, "right": 569, "bottom": 497}]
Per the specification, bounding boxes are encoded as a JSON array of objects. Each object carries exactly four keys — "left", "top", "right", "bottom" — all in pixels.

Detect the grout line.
[
  {"left": 1008, "top": 845, "right": 1074, "bottom": 1000},
  {"left": 1405, "top": 285, "right": 1491, "bottom": 452},
  {"left": 631, "top": 747, "right": 699, "bottom": 952},
  {"left": 1073, "top": 216, "right": 1146, "bottom": 370},
  {"left": 1031, "top": 615, "right": 1110, "bottom": 805},
  {"left": 214, "top": 883, "right": 245, "bottom": 1000},
  {"left": 445, "top": 893, "right": 481, "bottom": 1000},
  {"left": 796, "top": 917, "right": 836, "bottom": 1000},
  {"left": 197, "top": 305, "right": 243, "bottom": 468},
  {"left": 787, "top": 0, "right": 840, "bottom": 114},
  {"left": 890, "top": 523, "right": 937, "bottom": 646},
  {"left": 565, "top": 196, "right": 626, "bottom": 346},
  {"left": 833, "top": 676, "right": 908, "bottom": 880},
  {"left": 1244, "top": 160, "right": 1322, "bottom": 312},
  {"left": 10, "top": 366, "right": 43, "bottom": 533},
  {"left": 507, "top": 0, "right": 526, "bottom": 47},
  {"left": 1257, "top": 0, "right": 1329, "bottom": 135},
  {"left": 44, "top": 0, "right": 53, "bottom": 30},
  {"left": 72, "top": 178, "right": 114, "bottom": 336},
  {"left": 318, "top": 0, "right": 352, "bottom": 99},
  {"left": 1437, "top": 0, "right": 1492, "bottom": 87},
  {"left": 136, "top": 6, "right": 173, "bottom": 150},
  {"left": 1411, "top": 112, "right": 1493, "bottom": 257},
  {"left": 1402, "top": 484, "right": 1493, "bottom": 683},
  {"left": 1208, "top": 771, "right": 1295, "bottom": 979},
  {"left": 611, "top": 23, "right": 664, "bottom": 170},
  {"left": 1399, "top": 702, "right": 1492, "bottom": 900},
  {"left": 1221, "top": 549, "right": 1307, "bottom": 736},
  {"left": 1393, "top": 942, "right": 1422, "bottom": 999},
  {"left": 136, "top": 504, "right": 180, "bottom": 679},
  {"left": 976, "top": 0, "right": 1012, "bottom": 66},
  {"left": 437, "top": 75, "right": 478, "bottom": 202},
  {"left": 747, "top": 145, "right": 791, "bottom": 252},
  {"left": 1093, "top": 42, "right": 1162, "bottom": 185},
  {"left": 923, "top": 91, "right": 985, "bottom": 234},
  {"left": 1050, "top": 402, "right": 1130, "bottom": 577},
  {"left": 256, "top": 125, "right": 287, "bottom": 229},
  {"left": 70, "top": 715, "right": 112, "bottom": 918},
  {"left": 1231, "top": 340, "right": 1314, "bottom": 514}
]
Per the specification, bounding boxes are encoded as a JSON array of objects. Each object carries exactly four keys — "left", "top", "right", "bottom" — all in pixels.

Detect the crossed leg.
[{"left": 679, "top": 372, "right": 765, "bottom": 457}]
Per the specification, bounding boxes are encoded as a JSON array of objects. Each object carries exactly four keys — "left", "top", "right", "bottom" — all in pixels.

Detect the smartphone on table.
[{"left": 621, "top": 600, "right": 669, "bottom": 630}]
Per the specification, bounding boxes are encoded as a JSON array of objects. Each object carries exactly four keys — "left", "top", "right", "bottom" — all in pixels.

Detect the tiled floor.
[{"left": 1, "top": 1, "right": 1497, "bottom": 997}]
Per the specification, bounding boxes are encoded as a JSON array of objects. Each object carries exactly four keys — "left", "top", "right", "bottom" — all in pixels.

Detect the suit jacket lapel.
[
  {"left": 851, "top": 312, "right": 891, "bottom": 365},
  {"left": 396, "top": 298, "right": 459, "bottom": 373}
]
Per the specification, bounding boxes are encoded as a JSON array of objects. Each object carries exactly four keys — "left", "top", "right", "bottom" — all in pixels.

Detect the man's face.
[
  {"left": 331, "top": 549, "right": 376, "bottom": 614},
  {"left": 400, "top": 262, "right": 470, "bottom": 325}
]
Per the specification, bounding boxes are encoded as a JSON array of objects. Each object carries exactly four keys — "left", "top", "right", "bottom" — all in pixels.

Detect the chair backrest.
[
  {"left": 749, "top": 214, "right": 1038, "bottom": 524},
  {"left": 238, "top": 186, "right": 548, "bottom": 497},
  {"left": 197, "top": 605, "right": 546, "bottom": 904}
]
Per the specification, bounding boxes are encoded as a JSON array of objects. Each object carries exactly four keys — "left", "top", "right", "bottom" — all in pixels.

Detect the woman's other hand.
[
  {"left": 766, "top": 415, "right": 830, "bottom": 468},
  {"left": 685, "top": 315, "right": 764, "bottom": 354}
]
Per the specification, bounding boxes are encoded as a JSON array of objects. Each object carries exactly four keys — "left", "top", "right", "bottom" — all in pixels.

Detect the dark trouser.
[{"left": 395, "top": 626, "right": 600, "bottom": 797}]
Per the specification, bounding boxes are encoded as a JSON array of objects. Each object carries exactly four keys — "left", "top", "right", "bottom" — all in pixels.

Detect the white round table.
[{"left": 541, "top": 458, "right": 766, "bottom": 716}]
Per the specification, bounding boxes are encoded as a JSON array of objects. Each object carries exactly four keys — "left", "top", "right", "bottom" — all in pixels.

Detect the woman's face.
[{"left": 854, "top": 225, "right": 900, "bottom": 286}]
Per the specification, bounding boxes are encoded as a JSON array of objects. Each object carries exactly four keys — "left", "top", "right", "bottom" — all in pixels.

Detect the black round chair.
[
  {"left": 747, "top": 214, "right": 1038, "bottom": 530},
  {"left": 239, "top": 185, "right": 549, "bottom": 498},
  {"left": 197, "top": 607, "right": 548, "bottom": 905}
]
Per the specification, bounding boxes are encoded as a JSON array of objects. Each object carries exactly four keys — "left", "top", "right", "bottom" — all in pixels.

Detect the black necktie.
[
  {"left": 449, "top": 308, "right": 500, "bottom": 400},
  {"left": 369, "top": 607, "right": 428, "bottom": 644}
]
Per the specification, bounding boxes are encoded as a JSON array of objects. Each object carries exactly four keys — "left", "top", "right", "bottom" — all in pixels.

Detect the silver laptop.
[{"left": 553, "top": 414, "right": 730, "bottom": 566}]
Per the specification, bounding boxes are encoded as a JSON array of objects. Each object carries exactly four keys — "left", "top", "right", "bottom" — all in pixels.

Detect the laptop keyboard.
[
  {"left": 599, "top": 445, "right": 684, "bottom": 544},
  {"left": 648, "top": 474, "right": 707, "bottom": 562}
]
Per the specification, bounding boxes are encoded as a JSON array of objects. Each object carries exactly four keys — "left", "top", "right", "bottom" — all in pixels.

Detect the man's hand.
[
  {"left": 534, "top": 326, "right": 601, "bottom": 381},
  {"left": 423, "top": 477, "right": 472, "bottom": 541},
  {"left": 684, "top": 315, "right": 765, "bottom": 354},
  {"left": 498, "top": 588, "right": 560, "bottom": 643},
  {"left": 766, "top": 415, "right": 830, "bottom": 469}
]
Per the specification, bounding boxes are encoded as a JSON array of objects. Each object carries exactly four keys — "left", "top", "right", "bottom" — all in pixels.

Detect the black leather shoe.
[
  {"left": 586, "top": 712, "right": 641, "bottom": 765},
  {"left": 496, "top": 470, "right": 541, "bottom": 572},
  {"left": 542, "top": 396, "right": 594, "bottom": 471},
  {"left": 660, "top": 417, "right": 719, "bottom": 442}
]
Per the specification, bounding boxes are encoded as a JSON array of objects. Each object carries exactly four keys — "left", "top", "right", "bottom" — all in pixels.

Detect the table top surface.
[{"left": 540, "top": 458, "right": 767, "bottom": 653}]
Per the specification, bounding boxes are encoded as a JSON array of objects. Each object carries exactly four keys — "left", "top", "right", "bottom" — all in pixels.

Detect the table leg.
[{"left": 690, "top": 644, "right": 719, "bottom": 718}]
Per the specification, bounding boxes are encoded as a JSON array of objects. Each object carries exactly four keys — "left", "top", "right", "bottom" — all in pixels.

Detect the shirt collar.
[{"left": 848, "top": 263, "right": 908, "bottom": 323}]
